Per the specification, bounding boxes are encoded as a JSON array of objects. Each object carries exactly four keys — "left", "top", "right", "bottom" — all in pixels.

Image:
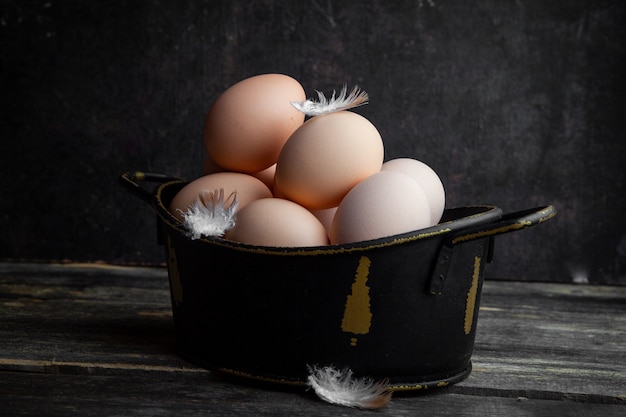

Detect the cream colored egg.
[
  {"left": 274, "top": 111, "right": 384, "bottom": 210},
  {"left": 382, "top": 158, "right": 445, "bottom": 225},
  {"left": 330, "top": 171, "right": 431, "bottom": 245},
  {"left": 169, "top": 172, "right": 272, "bottom": 222},
  {"left": 224, "top": 198, "right": 329, "bottom": 247},
  {"left": 310, "top": 206, "right": 337, "bottom": 237},
  {"left": 204, "top": 74, "right": 306, "bottom": 173}
]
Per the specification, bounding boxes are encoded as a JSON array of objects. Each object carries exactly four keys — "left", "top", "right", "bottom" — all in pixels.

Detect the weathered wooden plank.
[
  {"left": 462, "top": 280, "right": 626, "bottom": 401},
  {"left": 0, "top": 263, "right": 179, "bottom": 371},
  {"left": 1, "top": 371, "right": 624, "bottom": 417},
  {"left": 1, "top": 262, "right": 624, "bottom": 411}
]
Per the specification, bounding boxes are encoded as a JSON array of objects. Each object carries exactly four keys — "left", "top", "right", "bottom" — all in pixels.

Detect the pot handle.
[
  {"left": 429, "top": 205, "right": 557, "bottom": 294},
  {"left": 119, "top": 171, "right": 182, "bottom": 204}
]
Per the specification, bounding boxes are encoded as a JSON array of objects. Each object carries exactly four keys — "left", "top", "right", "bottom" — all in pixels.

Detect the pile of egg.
[{"left": 169, "top": 73, "right": 445, "bottom": 247}]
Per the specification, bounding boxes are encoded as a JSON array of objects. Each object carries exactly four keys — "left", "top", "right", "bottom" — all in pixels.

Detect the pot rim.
[{"left": 153, "top": 179, "right": 503, "bottom": 256}]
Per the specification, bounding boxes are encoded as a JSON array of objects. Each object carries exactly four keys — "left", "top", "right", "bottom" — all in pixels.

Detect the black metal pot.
[{"left": 120, "top": 171, "right": 556, "bottom": 390}]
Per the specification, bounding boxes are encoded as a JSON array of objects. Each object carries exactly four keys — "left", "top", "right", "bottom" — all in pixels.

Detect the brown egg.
[
  {"left": 204, "top": 74, "right": 306, "bottom": 173},
  {"left": 169, "top": 172, "right": 272, "bottom": 222},
  {"left": 274, "top": 111, "right": 384, "bottom": 210},
  {"left": 224, "top": 198, "right": 329, "bottom": 247},
  {"left": 204, "top": 155, "right": 276, "bottom": 192},
  {"left": 250, "top": 163, "right": 276, "bottom": 191},
  {"left": 330, "top": 171, "right": 432, "bottom": 245}
]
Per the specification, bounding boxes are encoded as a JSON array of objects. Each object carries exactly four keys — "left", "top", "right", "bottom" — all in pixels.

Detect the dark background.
[{"left": 1, "top": 0, "right": 624, "bottom": 284}]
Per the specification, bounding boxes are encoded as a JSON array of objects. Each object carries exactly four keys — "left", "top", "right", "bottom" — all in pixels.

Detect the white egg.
[
  {"left": 382, "top": 158, "right": 445, "bottom": 225},
  {"left": 330, "top": 171, "right": 432, "bottom": 245}
]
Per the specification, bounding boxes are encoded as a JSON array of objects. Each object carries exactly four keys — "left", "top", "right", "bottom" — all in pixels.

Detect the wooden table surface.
[{"left": 1, "top": 262, "right": 624, "bottom": 416}]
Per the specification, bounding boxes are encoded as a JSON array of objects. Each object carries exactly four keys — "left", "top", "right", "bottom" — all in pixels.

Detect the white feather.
[
  {"left": 178, "top": 188, "right": 238, "bottom": 239},
  {"left": 306, "top": 365, "right": 392, "bottom": 409},
  {"left": 291, "top": 85, "right": 369, "bottom": 116}
]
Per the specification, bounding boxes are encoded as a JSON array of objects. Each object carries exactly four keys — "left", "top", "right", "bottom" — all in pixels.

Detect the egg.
[
  {"left": 169, "top": 172, "right": 272, "bottom": 222},
  {"left": 310, "top": 206, "right": 337, "bottom": 237},
  {"left": 250, "top": 163, "right": 276, "bottom": 191},
  {"left": 381, "top": 158, "right": 446, "bottom": 225},
  {"left": 224, "top": 198, "right": 329, "bottom": 247},
  {"left": 274, "top": 111, "right": 384, "bottom": 210},
  {"left": 203, "top": 156, "right": 276, "bottom": 192},
  {"left": 330, "top": 171, "right": 432, "bottom": 245},
  {"left": 204, "top": 74, "right": 306, "bottom": 173}
]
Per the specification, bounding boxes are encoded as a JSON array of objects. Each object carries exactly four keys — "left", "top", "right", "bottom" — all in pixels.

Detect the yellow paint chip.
[
  {"left": 452, "top": 221, "right": 531, "bottom": 245},
  {"left": 464, "top": 256, "right": 481, "bottom": 335},
  {"left": 341, "top": 256, "right": 373, "bottom": 341}
]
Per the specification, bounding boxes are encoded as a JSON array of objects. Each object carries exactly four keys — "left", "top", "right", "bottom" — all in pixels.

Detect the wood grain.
[{"left": 1, "top": 263, "right": 624, "bottom": 416}]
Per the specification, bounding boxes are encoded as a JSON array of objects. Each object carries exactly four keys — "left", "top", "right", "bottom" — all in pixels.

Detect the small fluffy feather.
[
  {"left": 178, "top": 189, "right": 238, "bottom": 239},
  {"left": 291, "top": 85, "right": 369, "bottom": 116},
  {"left": 306, "top": 365, "right": 392, "bottom": 409}
]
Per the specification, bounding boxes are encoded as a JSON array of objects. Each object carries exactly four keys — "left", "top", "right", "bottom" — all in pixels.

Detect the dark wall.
[{"left": 2, "top": 0, "right": 625, "bottom": 284}]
